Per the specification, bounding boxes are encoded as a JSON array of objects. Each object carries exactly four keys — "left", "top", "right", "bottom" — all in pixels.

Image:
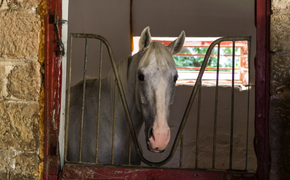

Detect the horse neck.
[{"left": 107, "top": 53, "right": 143, "bottom": 133}]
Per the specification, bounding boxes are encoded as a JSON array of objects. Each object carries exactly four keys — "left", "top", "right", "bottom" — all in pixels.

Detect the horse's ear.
[
  {"left": 167, "top": 31, "right": 186, "bottom": 55},
  {"left": 139, "top": 26, "right": 151, "bottom": 50}
]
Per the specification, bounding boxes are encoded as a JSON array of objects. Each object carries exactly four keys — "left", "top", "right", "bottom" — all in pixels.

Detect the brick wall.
[
  {"left": 270, "top": 0, "right": 290, "bottom": 179},
  {"left": 0, "top": 0, "right": 43, "bottom": 179}
]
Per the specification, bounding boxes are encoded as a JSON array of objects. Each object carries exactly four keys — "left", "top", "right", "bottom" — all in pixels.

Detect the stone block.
[
  {"left": 270, "top": 53, "right": 290, "bottom": 95},
  {"left": 10, "top": 174, "right": 37, "bottom": 180},
  {"left": 0, "top": 102, "right": 39, "bottom": 151},
  {"left": 270, "top": 53, "right": 290, "bottom": 179},
  {"left": 272, "top": 0, "right": 290, "bottom": 10},
  {"left": 0, "top": 150, "right": 7, "bottom": 179},
  {"left": 0, "top": 66, "right": 5, "bottom": 99},
  {"left": 0, "top": 0, "right": 40, "bottom": 11},
  {"left": 0, "top": 148, "right": 39, "bottom": 180},
  {"left": 0, "top": 11, "right": 40, "bottom": 58},
  {"left": 12, "top": 152, "right": 39, "bottom": 179},
  {"left": 0, "top": 172, "right": 7, "bottom": 180},
  {"left": 8, "top": 62, "right": 41, "bottom": 101},
  {"left": 270, "top": 14, "right": 290, "bottom": 52},
  {"left": 0, "top": 63, "right": 17, "bottom": 100}
]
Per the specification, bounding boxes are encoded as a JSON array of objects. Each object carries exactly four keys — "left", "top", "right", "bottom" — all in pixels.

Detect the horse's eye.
[
  {"left": 173, "top": 75, "right": 178, "bottom": 83},
  {"left": 138, "top": 74, "right": 144, "bottom": 81}
]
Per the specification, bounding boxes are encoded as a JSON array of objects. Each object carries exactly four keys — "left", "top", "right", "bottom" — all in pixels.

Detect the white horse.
[{"left": 67, "top": 27, "right": 185, "bottom": 164}]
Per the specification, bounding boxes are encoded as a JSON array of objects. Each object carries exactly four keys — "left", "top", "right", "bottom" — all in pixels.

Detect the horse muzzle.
[
  {"left": 146, "top": 142, "right": 166, "bottom": 153},
  {"left": 146, "top": 125, "right": 170, "bottom": 153}
]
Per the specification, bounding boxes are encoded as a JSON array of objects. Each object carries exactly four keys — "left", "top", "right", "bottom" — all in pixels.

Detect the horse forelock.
[{"left": 138, "top": 42, "right": 176, "bottom": 70}]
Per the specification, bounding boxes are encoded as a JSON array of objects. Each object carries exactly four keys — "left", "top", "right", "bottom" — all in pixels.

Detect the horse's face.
[{"left": 135, "top": 27, "right": 185, "bottom": 153}]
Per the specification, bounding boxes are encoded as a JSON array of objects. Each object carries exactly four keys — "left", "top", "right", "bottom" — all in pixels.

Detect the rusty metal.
[
  {"left": 53, "top": 10, "right": 65, "bottom": 56},
  {"left": 156, "top": 37, "right": 251, "bottom": 167},
  {"left": 212, "top": 43, "right": 220, "bottom": 169},
  {"left": 64, "top": 34, "right": 73, "bottom": 162},
  {"left": 65, "top": 33, "right": 143, "bottom": 166},
  {"left": 95, "top": 41, "right": 103, "bottom": 163},
  {"left": 129, "top": 133, "right": 132, "bottom": 165},
  {"left": 195, "top": 81, "right": 202, "bottom": 168},
  {"left": 111, "top": 81, "right": 117, "bottom": 164},
  {"left": 179, "top": 135, "right": 183, "bottom": 168},
  {"left": 65, "top": 34, "right": 252, "bottom": 168},
  {"left": 79, "top": 38, "right": 89, "bottom": 162}
]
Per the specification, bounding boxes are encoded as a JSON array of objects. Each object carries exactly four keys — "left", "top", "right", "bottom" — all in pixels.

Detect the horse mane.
[{"left": 138, "top": 42, "right": 176, "bottom": 70}]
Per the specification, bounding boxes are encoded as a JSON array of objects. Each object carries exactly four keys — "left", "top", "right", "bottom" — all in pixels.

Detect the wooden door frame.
[
  {"left": 44, "top": 0, "right": 62, "bottom": 179},
  {"left": 43, "top": 0, "right": 270, "bottom": 179},
  {"left": 255, "top": 0, "right": 270, "bottom": 179}
]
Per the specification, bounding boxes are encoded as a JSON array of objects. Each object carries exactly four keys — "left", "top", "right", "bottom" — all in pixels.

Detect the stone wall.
[
  {"left": 0, "top": 0, "right": 43, "bottom": 179},
  {"left": 270, "top": 0, "right": 290, "bottom": 179}
]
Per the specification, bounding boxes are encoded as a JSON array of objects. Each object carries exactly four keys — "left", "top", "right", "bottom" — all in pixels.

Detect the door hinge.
[{"left": 54, "top": 10, "right": 67, "bottom": 56}]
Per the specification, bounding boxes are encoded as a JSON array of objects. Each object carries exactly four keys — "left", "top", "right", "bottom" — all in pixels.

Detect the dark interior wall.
[
  {"left": 133, "top": 0, "right": 254, "bottom": 37},
  {"left": 68, "top": 0, "right": 256, "bottom": 86},
  {"left": 68, "top": 0, "right": 130, "bottom": 86},
  {"left": 67, "top": 0, "right": 256, "bottom": 171}
]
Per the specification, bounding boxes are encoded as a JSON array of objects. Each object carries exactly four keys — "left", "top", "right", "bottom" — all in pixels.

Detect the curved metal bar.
[
  {"left": 70, "top": 33, "right": 143, "bottom": 162},
  {"left": 68, "top": 34, "right": 251, "bottom": 166}
]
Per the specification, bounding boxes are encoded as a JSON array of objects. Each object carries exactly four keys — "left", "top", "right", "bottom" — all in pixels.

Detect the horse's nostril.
[
  {"left": 148, "top": 126, "right": 153, "bottom": 139},
  {"left": 154, "top": 147, "right": 158, "bottom": 150}
]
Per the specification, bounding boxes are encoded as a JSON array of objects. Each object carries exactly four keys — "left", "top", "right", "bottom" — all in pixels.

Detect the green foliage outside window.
[{"left": 174, "top": 47, "right": 240, "bottom": 71}]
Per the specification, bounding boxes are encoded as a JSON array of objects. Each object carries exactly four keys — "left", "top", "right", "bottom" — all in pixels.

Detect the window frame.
[{"left": 133, "top": 37, "right": 250, "bottom": 86}]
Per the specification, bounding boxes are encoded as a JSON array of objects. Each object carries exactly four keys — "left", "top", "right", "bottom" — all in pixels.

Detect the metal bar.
[
  {"left": 229, "top": 40, "right": 236, "bottom": 170},
  {"left": 129, "top": 133, "right": 132, "bottom": 165},
  {"left": 154, "top": 37, "right": 251, "bottom": 167},
  {"left": 245, "top": 39, "right": 251, "bottom": 170},
  {"left": 79, "top": 38, "right": 89, "bottom": 162},
  {"left": 212, "top": 44, "right": 220, "bottom": 169},
  {"left": 195, "top": 81, "right": 202, "bottom": 168},
  {"left": 69, "top": 33, "right": 143, "bottom": 164},
  {"left": 111, "top": 81, "right": 117, "bottom": 164},
  {"left": 68, "top": 34, "right": 251, "bottom": 166},
  {"left": 64, "top": 34, "right": 74, "bottom": 162},
  {"left": 175, "top": 54, "right": 244, "bottom": 57},
  {"left": 179, "top": 135, "right": 183, "bottom": 168},
  {"left": 177, "top": 67, "right": 241, "bottom": 71},
  {"left": 95, "top": 41, "right": 103, "bottom": 163}
]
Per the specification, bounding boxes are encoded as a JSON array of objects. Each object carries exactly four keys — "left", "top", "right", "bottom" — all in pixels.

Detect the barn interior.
[
  {"left": 65, "top": 0, "right": 256, "bottom": 172},
  {"left": 3, "top": 0, "right": 289, "bottom": 179}
]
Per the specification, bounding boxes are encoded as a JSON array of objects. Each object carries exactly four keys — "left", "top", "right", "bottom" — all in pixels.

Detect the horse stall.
[{"left": 43, "top": 0, "right": 269, "bottom": 179}]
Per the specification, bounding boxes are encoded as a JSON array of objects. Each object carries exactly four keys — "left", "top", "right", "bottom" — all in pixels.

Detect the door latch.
[{"left": 54, "top": 10, "right": 67, "bottom": 56}]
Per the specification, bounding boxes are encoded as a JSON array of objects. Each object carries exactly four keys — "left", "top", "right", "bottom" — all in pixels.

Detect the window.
[{"left": 133, "top": 37, "right": 249, "bottom": 88}]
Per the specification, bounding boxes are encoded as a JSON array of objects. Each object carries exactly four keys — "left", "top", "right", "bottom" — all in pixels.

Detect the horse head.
[{"left": 135, "top": 27, "right": 185, "bottom": 153}]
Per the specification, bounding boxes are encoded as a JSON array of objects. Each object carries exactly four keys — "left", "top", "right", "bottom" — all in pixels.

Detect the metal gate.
[{"left": 61, "top": 33, "right": 256, "bottom": 179}]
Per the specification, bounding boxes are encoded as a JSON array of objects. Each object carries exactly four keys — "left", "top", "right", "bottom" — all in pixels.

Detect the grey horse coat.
[{"left": 67, "top": 27, "right": 185, "bottom": 165}]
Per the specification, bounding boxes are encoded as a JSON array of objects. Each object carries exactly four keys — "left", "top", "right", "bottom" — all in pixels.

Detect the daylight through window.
[{"left": 133, "top": 37, "right": 249, "bottom": 88}]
